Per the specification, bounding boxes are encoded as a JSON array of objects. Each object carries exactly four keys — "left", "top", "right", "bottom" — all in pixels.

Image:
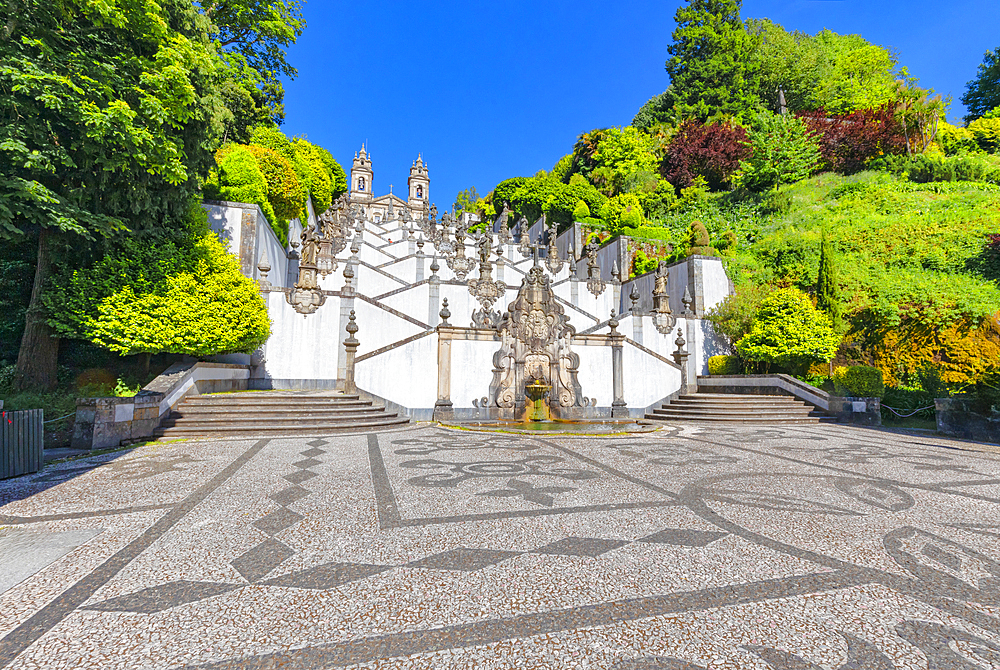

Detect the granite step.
[
  {"left": 160, "top": 411, "right": 398, "bottom": 428},
  {"left": 153, "top": 417, "right": 410, "bottom": 438},
  {"left": 644, "top": 391, "right": 830, "bottom": 424}
]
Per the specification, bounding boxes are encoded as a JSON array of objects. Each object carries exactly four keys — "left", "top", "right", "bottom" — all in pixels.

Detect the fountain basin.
[{"left": 443, "top": 420, "right": 657, "bottom": 435}]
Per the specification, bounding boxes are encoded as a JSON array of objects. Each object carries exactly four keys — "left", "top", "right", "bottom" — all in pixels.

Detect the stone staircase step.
[
  {"left": 645, "top": 391, "right": 830, "bottom": 424},
  {"left": 155, "top": 390, "right": 409, "bottom": 439}
]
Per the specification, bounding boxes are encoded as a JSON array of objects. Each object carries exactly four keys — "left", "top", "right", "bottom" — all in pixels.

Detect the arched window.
[
  {"left": 358, "top": 177, "right": 366, "bottom": 191},
  {"left": 416, "top": 186, "right": 423, "bottom": 198}
]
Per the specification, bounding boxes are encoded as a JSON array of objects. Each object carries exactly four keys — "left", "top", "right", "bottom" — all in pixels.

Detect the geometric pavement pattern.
[{"left": 82, "top": 527, "right": 729, "bottom": 613}]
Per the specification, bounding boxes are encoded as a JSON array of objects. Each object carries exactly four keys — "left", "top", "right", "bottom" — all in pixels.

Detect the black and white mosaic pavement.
[{"left": 1, "top": 424, "right": 1000, "bottom": 668}]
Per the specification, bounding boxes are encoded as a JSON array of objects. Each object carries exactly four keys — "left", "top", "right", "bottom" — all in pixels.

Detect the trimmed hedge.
[
  {"left": 833, "top": 365, "right": 885, "bottom": 398},
  {"left": 708, "top": 355, "right": 741, "bottom": 375}
]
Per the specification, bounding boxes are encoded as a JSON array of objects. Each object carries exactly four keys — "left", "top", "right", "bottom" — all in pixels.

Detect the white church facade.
[{"left": 348, "top": 145, "right": 430, "bottom": 222}]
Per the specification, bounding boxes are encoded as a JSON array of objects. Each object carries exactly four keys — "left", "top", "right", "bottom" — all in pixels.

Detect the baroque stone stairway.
[
  {"left": 645, "top": 392, "right": 832, "bottom": 424},
  {"left": 154, "top": 390, "right": 409, "bottom": 440}
]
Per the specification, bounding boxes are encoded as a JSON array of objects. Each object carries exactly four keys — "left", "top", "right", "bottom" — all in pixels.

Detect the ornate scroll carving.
[
  {"left": 468, "top": 233, "right": 505, "bottom": 310},
  {"left": 446, "top": 225, "right": 474, "bottom": 280}
]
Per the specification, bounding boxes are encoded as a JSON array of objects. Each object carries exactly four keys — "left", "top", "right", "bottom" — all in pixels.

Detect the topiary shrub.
[
  {"left": 687, "top": 220, "right": 716, "bottom": 256},
  {"left": 832, "top": 365, "right": 885, "bottom": 398},
  {"left": 736, "top": 287, "right": 841, "bottom": 375},
  {"left": 572, "top": 199, "right": 591, "bottom": 221},
  {"left": 708, "top": 355, "right": 741, "bottom": 375}
]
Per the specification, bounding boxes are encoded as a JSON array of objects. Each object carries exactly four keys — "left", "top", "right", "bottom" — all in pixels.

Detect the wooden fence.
[{"left": 1, "top": 409, "right": 44, "bottom": 479}]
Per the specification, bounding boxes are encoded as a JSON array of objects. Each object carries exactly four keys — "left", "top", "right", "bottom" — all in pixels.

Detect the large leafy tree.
[
  {"left": 665, "top": 0, "right": 760, "bottom": 122},
  {"left": 962, "top": 46, "right": 1000, "bottom": 121},
  {"left": 2, "top": 0, "right": 303, "bottom": 390},
  {"left": 748, "top": 20, "right": 900, "bottom": 115},
  {"left": 1, "top": 0, "right": 227, "bottom": 390}
]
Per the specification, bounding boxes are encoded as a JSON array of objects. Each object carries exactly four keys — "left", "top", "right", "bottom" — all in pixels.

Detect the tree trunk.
[{"left": 15, "top": 229, "right": 60, "bottom": 391}]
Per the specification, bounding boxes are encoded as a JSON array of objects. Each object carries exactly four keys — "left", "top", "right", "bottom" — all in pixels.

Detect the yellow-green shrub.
[
  {"left": 969, "top": 117, "right": 1000, "bottom": 153},
  {"left": 832, "top": 365, "right": 884, "bottom": 398},
  {"left": 247, "top": 145, "right": 302, "bottom": 222},
  {"left": 708, "top": 355, "right": 741, "bottom": 375},
  {"left": 89, "top": 232, "right": 270, "bottom": 356},
  {"left": 736, "top": 287, "right": 840, "bottom": 374},
  {"left": 937, "top": 121, "right": 978, "bottom": 156}
]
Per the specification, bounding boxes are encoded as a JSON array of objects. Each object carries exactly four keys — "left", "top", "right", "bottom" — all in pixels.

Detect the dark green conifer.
[{"left": 816, "top": 233, "right": 843, "bottom": 333}]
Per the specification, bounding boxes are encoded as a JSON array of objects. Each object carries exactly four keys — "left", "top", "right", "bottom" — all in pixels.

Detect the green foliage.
[
  {"left": 45, "top": 209, "right": 269, "bottom": 357},
  {"left": 876, "top": 153, "right": 1000, "bottom": 184},
  {"left": 114, "top": 378, "right": 140, "bottom": 398},
  {"left": 832, "top": 365, "right": 885, "bottom": 398},
  {"left": 313, "top": 146, "right": 348, "bottom": 201},
  {"left": 736, "top": 287, "right": 841, "bottom": 373},
  {"left": 0, "top": 245, "right": 32, "bottom": 363},
  {"left": 968, "top": 117, "right": 1000, "bottom": 153},
  {"left": 962, "top": 46, "right": 1000, "bottom": 121},
  {"left": 292, "top": 138, "right": 334, "bottom": 213},
  {"left": 736, "top": 112, "right": 821, "bottom": 191},
  {"left": 1, "top": 0, "right": 226, "bottom": 244},
  {"left": 87, "top": 233, "right": 270, "bottom": 356},
  {"left": 665, "top": 0, "right": 760, "bottom": 122},
  {"left": 572, "top": 200, "right": 591, "bottom": 220},
  {"left": 496, "top": 177, "right": 606, "bottom": 229},
  {"left": 635, "top": 180, "right": 679, "bottom": 221},
  {"left": 685, "top": 220, "right": 719, "bottom": 257},
  {"left": 206, "top": 144, "right": 283, "bottom": 242},
  {"left": 591, "top": 127, "right": 660, "bottom": 195},
  {"left": 599, "top": 193, "right": 646, "bottom": 235},
  {"left": 631, "top": 249, "right": 659, "bottom": 277},
  {"left": 708, "top": 355, "right": 742, "bottom": 375},
  {"left": 705, "top": 283, "right": 775, "bottom": 345},
  {"left": 937, "top": 122, "right": 979, "bottom": 156},
  {"left": 816, "top": 234, "right": 843, "bottom": 332},
  {"left": 551, "top": 155, "right": 573, "bottom": 183},
  {"left": 749, "top": 20, "right": 901, "bottom": 115},
  {"left": 633, "top": 90, "right": 679, "bottom": 131},
  {"left": 247, "top": 145, "right": 302, "bottom": 221}
]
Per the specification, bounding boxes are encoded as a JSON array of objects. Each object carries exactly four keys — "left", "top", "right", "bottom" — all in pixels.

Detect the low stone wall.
[
  {"left": 72, "top": 362, "right": 250, "bottom": 451},
  {"left": 936, "top": 397, "right": 1000, "bottom": 443},
  {"left": 827, "top": 396, "right": 882, "bottom": 427}
]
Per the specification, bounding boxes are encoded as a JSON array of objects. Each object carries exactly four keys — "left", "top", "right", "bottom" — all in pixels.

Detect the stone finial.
[
  {"left": 682, "top": 285, "right": 694, "bottom": 317},
  {"left": 417, "top": 233, "right": 425, "bottom": 253},
  {"left": 345, "top": 310, "right": 359, "bottom": 347},
  {"left": 343, "top": 262, "right": 355, "bottom": 291},
  {"left": 611, "top": 259, "right": 621, "bottom": 284},
  {"left": 674, "top": 327, "right": 686, "bottom": 352},
  {"left": 257, "top": 249, "right": 271, "bottom": 291},
  {"left": 609, "top": 309, "right": 620, "bottom": 335},
  {"left": 439, "top": 298, "right": 451, "bottom": 326},
  {"left": 430, "top": 255, "right": 440, "bottom": 275},
  {"left": 629, "top": 284, "right": 640, "bottom": 313}
]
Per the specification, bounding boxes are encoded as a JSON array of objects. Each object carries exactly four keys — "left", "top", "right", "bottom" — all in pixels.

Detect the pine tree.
[
  {"left": 665, "top": 0, "right": 760, "bottom": 122},
  {"left": 816, "top": 233, "right": 843, "bottom": 333}
]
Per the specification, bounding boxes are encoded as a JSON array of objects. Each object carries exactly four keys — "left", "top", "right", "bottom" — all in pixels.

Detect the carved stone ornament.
[
  {"left": 257, "top": 249, "right": 271, "bottom": 292},
  {"left": 652, "top": 259, "right": 676, "bottom": 334},
  {"left": 517, "top": 217, "right": 532, "bottom": 257},
  {"left": 545, "top": 222, "right": 564, "bottom": 275},
  {"left": 467, "top": 233, "right": 505, "bottom": 310},
  {"left": 316, "top": 199, "right": 350, "bottom": 277},
  {"left": 488, "top": 265, "right": 587, "bottom": 419},
  {"left": 287, "top": 224, "right": 327, "bottom": 316},
  {"left": 585, "top": 240, "right": 606, "bottom": 297},
  {"left": 446, "top": 227, "right": 474, "bottom": 280},
  {"left": 471, "top": 308, "right": 503, "bottom": 330},
  {"left": 497, "top": 202, "right": 512, "bottom": 245}
]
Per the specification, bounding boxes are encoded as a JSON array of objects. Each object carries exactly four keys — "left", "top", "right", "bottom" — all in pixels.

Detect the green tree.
[
  {"left": 748, "top": 20, "right": 900, "bottom": 115},
  {"left": 736, "top": 112, "right": 821, "bottom": 191},
  {"left": 736, "top": 287, "right": 841, "bottom": 374},
  {"left": 572, "top": 200, "right": 591, "bottom": 221},
  {"left": 665, "top": 0, "right": 760, "bottom": 121},
  {"left": 591, "top": 127, "right": 660, "bottom": 195},
  {"left": 598, "top": 193, "right": 646, "bottom": 235},
  {"left": 632, "top": 89, "right": 679, "bottom": 130},
  {"left": 962, "top": 46, "right": 1000, "bottom": 122},
  {"left": 1, "top": 0, "right": 226, "bottom": 390},
  {"left": 816, "top": 233, "right": 843, "bottom": 333}
]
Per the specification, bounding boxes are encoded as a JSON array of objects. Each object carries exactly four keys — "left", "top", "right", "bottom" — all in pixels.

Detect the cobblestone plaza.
[{"left": 2, "top": 424, "right": 999, "bottom": 669}]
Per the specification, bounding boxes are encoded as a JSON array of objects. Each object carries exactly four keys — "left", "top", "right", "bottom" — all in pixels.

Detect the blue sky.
[{"left": 280, "top": 0, "right": 1000, "bottom": 210}]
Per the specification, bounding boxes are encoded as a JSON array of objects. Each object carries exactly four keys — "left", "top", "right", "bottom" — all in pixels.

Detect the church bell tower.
[
  {"left": 351, "top": 144, "right": 373, "bottom": 203},
  {"left": 407, "top": 154, "right": 429, "bottom": 217}
]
